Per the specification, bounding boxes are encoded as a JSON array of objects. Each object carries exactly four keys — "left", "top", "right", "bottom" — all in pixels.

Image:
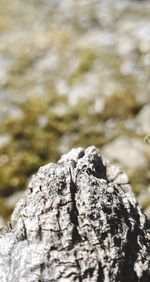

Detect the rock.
[
  {"left": 137, "top": 104, "right": 150, "bottom": 135},
  {"left": 6, "top": 191, "right": 24, "bottom": 210},
  {"left": 0, "top": 217, "right": 5, "bottom": 231},
  {"left": 137, "top": 186, "right": 150, "bottom": 219},
  {"left": 102, "top": 136, "right": 149, "bottom": 170},
  {"left": 0, "top": 146, "right": 149, "bottom": 282}
]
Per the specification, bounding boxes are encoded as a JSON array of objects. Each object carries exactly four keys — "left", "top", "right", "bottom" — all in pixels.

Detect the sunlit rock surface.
[{"left": 0, "top": 147, "right": 149, "bottom": 282}]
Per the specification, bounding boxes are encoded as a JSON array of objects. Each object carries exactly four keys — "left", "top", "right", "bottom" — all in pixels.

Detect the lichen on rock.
[{"left": 0, "top": 146, "right": 149, "bottom": 282}]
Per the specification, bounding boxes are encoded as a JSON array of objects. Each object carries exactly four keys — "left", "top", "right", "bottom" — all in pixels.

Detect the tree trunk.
[{"left": 0, "top": 146, "right": 149, "bottom": 282}]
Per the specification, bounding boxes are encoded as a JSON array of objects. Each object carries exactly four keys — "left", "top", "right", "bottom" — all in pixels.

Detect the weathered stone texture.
[{"left": 0, "top": 146, "right": 149, "bottom": 281}]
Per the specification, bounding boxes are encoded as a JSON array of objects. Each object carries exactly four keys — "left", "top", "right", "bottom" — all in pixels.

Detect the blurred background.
[{"left": 0, "top": 0, "right": 150, "bottom": 225}]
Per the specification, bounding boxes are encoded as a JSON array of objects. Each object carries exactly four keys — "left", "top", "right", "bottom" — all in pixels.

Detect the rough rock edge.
[{"left": 0, "top": 146, "right": 149, "bottom": 282}]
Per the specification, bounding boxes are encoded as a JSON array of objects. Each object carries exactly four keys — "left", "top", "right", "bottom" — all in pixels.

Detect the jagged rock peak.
[
  {"left": 59, "top": 146, "right": 107, "bottom": 179},
  {"left": 0, "top": 146, "right": 149, "bottom": 282}
]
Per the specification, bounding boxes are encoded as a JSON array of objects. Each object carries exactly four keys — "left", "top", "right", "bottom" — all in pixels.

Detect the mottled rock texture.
[{"left": 0, "top": 146, "right": 149, "bottom": 282}]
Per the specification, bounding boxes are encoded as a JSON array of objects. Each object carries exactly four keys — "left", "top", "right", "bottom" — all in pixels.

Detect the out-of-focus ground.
[{"left": 0, "top": 0, "right": 150, "bottom": 224}]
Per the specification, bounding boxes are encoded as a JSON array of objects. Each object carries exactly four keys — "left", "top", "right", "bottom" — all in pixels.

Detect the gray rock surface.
[{"left": 0, "top": 146, "right": 149, "bottom": 282}]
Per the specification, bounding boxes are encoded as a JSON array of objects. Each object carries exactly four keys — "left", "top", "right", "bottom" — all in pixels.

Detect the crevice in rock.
[
  {"left": 68, "top": 168, "right": 81, "bottom": 245},
  {"left": 82, "top": 267, "right": 95, "bottom": 279},
  {"left": 96, "top": 263, "right": 104, "bottom": 282}
]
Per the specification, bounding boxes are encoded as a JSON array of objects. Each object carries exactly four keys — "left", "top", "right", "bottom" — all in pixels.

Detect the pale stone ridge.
[{"left": 0, "top": 146, "right": 149, "bottom": 282}]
